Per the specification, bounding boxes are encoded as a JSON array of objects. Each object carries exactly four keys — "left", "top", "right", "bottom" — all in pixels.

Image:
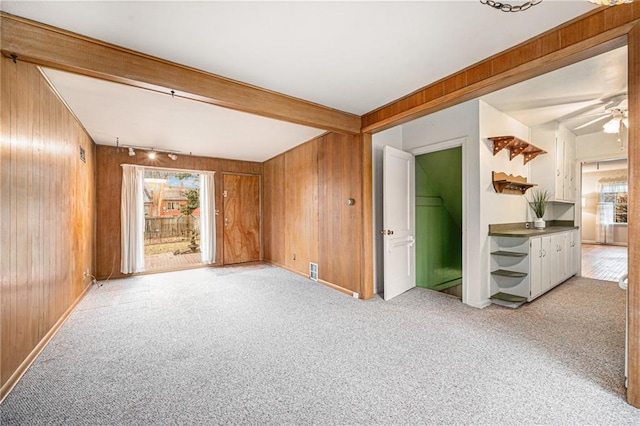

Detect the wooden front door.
[{"left": 223, "top": 174, "right": 261, "bottom": 264}]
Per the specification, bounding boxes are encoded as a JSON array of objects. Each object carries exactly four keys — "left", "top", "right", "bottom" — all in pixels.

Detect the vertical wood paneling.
[
  {"left": 223, "top": 174, "right": 261, "bottom": 264},
  {"left": 284, "top": 139, "right": 319, "bottom": 275},
  {"left": 262, "top": 133, "right": 365, "bottom": 295},
  {"left": 94, "top": 145, "right": 263, "bottom": 279},
  {"left": 0, "top": 57, "right": 96, "bottom": 399},
  {"left": 263, "top": 155, "right": 285, "bottom": 265},
  {"left": 317, "top": 134, "right": 363, "bottom": 293},
  {"left": 627, "top": 22, "right": 640, "bottom": 409}
]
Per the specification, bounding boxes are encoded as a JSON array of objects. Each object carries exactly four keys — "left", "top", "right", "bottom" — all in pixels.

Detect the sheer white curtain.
[
  {"left": 596, "top": 178, "right": 627, "bottom": 244},
  {"left": 121, "top": 165, "right": 145, "bottom": 274},
  {"left": 199, "top": 172, "right": 216, "bottom": 264},
  {"left": 595, "top": 202, "right": 613, "bottom": 244}
]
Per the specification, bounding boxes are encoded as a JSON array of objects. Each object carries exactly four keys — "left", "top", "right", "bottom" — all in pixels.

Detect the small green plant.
[{"left": 528, "top": 188, "right": 549, "bottom": 219}]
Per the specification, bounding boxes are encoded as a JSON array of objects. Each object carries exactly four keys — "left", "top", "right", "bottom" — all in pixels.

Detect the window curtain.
[
  {"left": 595, "top": 202, "right": 613, "bottom": 244},
  {"left": 121, "top": 165, "right": 146, "bottom": 274},
  {"left": 596, "top": 177, "right": 626, "bottom": 244},
  {"left": 199, "top": 172, "right": 216, "bottom": 264}
]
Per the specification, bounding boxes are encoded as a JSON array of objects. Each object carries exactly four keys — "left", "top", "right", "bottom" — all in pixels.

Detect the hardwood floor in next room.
[{"left": 581, "top": 244, "right": 628, "bottom": 282}]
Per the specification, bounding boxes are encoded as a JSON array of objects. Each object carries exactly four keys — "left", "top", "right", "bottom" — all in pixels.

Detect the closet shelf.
[
  {"left": 491, "top": 250, "right": 528, "bottom": 258},
  {"left": 491, "top": 269, "right": 527, "bottom": 278},
  {"left": 492, "top": 172, "right": 536, "bottom": 195},
  {"left": 489, "top": 136, "right": 547, "bottom": 165}
]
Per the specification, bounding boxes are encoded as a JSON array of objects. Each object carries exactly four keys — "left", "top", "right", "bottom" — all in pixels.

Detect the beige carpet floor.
[{"left": 1, "top": 265, "right": 638, "bottom": 424}]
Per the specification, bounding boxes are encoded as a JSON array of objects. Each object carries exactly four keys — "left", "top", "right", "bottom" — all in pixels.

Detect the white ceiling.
[
  {"left": 42, "top": 68, "right": 325, "bottom": 162},
  {"left": 481, "top": 46, "right": 628, "bottom": 136},
  {"left": 2, "top": 1, "right": 598, "bottom": 160}
]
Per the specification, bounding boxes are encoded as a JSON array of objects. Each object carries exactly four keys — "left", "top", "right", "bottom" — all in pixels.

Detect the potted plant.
[{"left": 528, "top": 188, "right": 549, "bottom": 229}]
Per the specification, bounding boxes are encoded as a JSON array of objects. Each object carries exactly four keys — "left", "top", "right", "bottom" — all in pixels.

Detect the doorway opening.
[
  {"left": 580, "top": 158, "right": 628, "bottom": 282},
  {"left": 415, "top": 147, "right": 463, "bottom": 298},
  {"left": 143, "top": 169, "right": 202, "bottom": 272}
]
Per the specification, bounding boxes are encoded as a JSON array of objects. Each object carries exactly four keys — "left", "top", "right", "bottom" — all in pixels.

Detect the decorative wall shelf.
[
  {"left": 489, "top": 136, "right": 547, "bottom": 165},
  {"left": 492, "top": 172, "right": 536, "bottom": 194}
]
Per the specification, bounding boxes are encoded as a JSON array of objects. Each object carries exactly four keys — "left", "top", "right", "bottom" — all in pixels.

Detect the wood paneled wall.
[
  {"left": 263, "top": 133, "right": 364, "bottom": 296},
  {"left": 263, "top": 155, "right": 285, "bottom": 265},
  {"left": 284, "top": 139, "right": 319, "bottom": 273},
  {"left": 95, "top": 146, "right": 262, "bottom": 279},
  {"left": 0, "top": 57, "right": 96, "bottom": 399}
]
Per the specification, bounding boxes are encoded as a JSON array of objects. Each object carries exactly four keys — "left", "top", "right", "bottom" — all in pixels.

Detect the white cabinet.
[
  {"left": 530, "top": 236, "right": 552, "bottom": 299},
  {"left": 566, "top": 229, "right": 580, "bottom": 276},
  {"left": 492, "top": 229, "right": 579, "bottom": 304},
  {"left": 530, "top": 123, "right": 576, "bottom": 203}
]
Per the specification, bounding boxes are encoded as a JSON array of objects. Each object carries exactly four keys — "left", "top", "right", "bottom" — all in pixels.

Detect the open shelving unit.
[
  {"left": 490, "top": 236, "right": 530, "bottom": 308},
  {"left": 489, "top": 136, "right": 547, "bottom": 165}
]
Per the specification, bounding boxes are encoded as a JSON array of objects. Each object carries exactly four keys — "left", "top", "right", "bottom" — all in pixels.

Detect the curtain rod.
[{"left": 120, "top": 164, "right": 215, "bottom": 175}]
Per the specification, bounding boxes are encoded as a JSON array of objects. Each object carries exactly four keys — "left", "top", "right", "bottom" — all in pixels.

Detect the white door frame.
[{"left": 410, "top": 137, "right": 469, "bottom": 305}]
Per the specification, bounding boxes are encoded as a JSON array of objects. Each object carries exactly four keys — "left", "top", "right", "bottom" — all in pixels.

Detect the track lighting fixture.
[{"left": 120, "top": 143, "right": 180, "bottom": 160}]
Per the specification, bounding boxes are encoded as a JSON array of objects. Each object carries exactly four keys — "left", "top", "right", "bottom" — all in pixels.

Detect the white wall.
[
  {"left": 373, "top": 100, "right": 533, "bottom": 307},
  {"left": 372, "top": 126, "right": 403, "bottom": 295},
  {"left": 478, "top": 101, "right": 531, "bottom": 300}
]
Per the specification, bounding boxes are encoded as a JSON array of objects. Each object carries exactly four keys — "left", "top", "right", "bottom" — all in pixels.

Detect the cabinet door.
[
  {"left": 556, "top": 233, "right": 568, "bottom": 283},
  {"left": 564, "top": 136, "right": 576, "bottom": 202},
  {"left": 569, "top": 229, "right": 580, "bottom": 276},
  {"left": 555, "top": 136, "right": 565, "bottom": 201},
  {"left": 565, "top": 231, "right": 574, "bottom": 277},
  {"left": 530, "top": 238, "right": 543, "bottom": 299},
  {"left": 541, "top": 236, "right": 553, "bottom": 293}
]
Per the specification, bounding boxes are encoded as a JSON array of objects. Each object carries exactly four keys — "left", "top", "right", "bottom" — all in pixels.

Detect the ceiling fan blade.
[{"left": 573, "top": 115, "right": 611, "bottom": 131}]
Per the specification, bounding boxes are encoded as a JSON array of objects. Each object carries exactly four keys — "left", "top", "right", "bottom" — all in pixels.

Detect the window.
[
  {"left": 600, "top": 183, "right": 627, "bottom": 224},
  {"left": 166, "top": 201, "right": 180, "bottom": 211}
]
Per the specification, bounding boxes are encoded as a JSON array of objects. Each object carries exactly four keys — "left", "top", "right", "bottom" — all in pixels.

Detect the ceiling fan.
[{"left": 570, "top": 94, "right": 629, "bottom": 134}]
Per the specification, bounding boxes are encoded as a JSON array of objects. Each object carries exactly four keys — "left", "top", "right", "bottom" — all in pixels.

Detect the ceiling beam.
[
  {"left": 362, "top": 5, "right": 640, "bottom": 133},
  {"left": 0, "top": 13, "right": 361, "bottom": 135}
]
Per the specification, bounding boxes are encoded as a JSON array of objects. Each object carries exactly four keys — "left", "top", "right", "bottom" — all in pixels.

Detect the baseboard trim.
[
  {"left": 317, "top": 279, "right": 358, "bottom": 298},
  {"left": 263, "top": 260, "right": 359, "bottom": 298},
  {"left": 466, "top": 299, "right": 492, "bottom": 309},
  {"left": 0, "top": 281, "right": 93, "bottom": 403}
]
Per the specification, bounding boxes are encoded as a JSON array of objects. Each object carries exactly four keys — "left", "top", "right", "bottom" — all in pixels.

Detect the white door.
[{"left": 383, "top": 145, "right": 415, "bottom": 301}]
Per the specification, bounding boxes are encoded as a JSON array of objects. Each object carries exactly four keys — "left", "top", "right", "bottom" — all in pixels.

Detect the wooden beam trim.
[
  {"left": 362, "top": 29, "right": 629, "bottom": 133},
  {"left": 626, "top": 21, "right": 640, "bottom": 409},
  {"left": 0, "top": 13, "right": 361, "bottom": 135},
  {"left": 360, "top": 133, "right": 374, "bottom": 300},
  {"left": 363, "top": 8, "right": 639, "bottom": 133}
]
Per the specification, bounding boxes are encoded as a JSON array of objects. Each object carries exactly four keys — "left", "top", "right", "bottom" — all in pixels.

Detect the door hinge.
[{"left": 223, "top": 190, "right": 228, "bottom": 197}]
